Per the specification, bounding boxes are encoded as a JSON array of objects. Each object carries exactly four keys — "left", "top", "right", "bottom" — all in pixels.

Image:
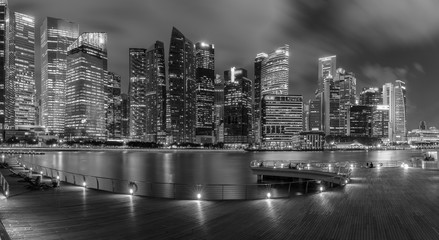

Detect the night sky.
[{"left": 9, "top": 0, "right": 439, "bottom": 130}]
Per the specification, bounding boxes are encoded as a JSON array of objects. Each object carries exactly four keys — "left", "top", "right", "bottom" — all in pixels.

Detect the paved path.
[{"left": 1, "top": 166, "right": 439, "bottom": 239}]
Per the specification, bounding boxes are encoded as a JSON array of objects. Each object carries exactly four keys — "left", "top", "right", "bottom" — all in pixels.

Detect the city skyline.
[{"left": 7, "top": 0, "right": 439, "bottom": 130}]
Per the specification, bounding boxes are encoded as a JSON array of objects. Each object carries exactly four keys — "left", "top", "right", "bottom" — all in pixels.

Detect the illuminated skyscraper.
[
  {"left": 254, "top": 53, "right": 267, "bottom": 144},
  {"left": 168, "top": 27, "right": 196, "bottom": 144},
  {"left": 41, "top": 17, "right": 79, "bottom": 135},
  {"left": 65, "top": 33, "right": 107, "bottom": 140},
  {"left": 106, "top": 72, "right": 122, "bottom": 139},
  {"left": 261, "top": 45, "right": 289, "bottom": 96},
  {"left": 128, "top": 48, "right": 147, "bottom": 139},
  {"left": 7, "top": 12, "right": 35, "bottom": 127},
  {"left": 213, "top": 74, "right": 224, "bottom": 143},
  {"left": 318, "top": 55, "right": 336, "bottom": 91},
  {"left": 261, "top": 95, "right": 303, "bottom": 148},
  {"left": 194, "top": 41, "right": 215, "bottom": 144},
  {"left": 383, "top": 81, "right": 407, "bottom": 142},
  {"left": 308, "top": 91, "right": 323, "bottom": 131},
  {"left": 0, "top": 0, "right": 8, "bottom": 132},
  {"left": 324, "top": 68, "right": 356, "bottom": 136},
  {"left": 145, "top": 41, "right": 166, "bottom": 143},
  {"left": 121, "top": 93, "right": 130, "bottom": 138},
  {"left": 224, "top": 67, "right": 252, "bottom": 145},
  {"left": 360, "top": 87, "right": 381, "bottom": 106}
]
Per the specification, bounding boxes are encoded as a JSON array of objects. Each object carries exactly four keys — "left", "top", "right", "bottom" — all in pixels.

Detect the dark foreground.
[{"left": 1, "top": 166, "right": 439, "bottom": 239}]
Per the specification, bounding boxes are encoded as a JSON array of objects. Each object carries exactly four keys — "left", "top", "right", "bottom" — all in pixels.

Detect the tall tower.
[
  {"left": 40, "top": 17, "right": 79, "bottom": 135},
  {"left": 261, "top": 45, "right": 289, "bottom": 96},
  {"left": 394, "top": 80, "right": 407, "bottom": 142},
  {"left": 318, "top": 55, "right": 336, "bottom": 91},
  {"left": 128, "top": 48, "right": 147, "bottom": 139},
  {"left": 7, "top": 12, "right": 36, "bottom": 127},
  {"left": 65, "top": 33, "right": 107, "bottom": 140},
  {"left": 145, "top": 41, "right": 167, "bottom": 143},
  {"left": 167, "top": 27, "right": 196, "bottom": 144},
  {"left": 0, "top": 0, "right": 8, "bottom": 131},
  {"left": 224, "top": 67, "right": 252, "bottom": 145},
  {"left": 194, "top": 41, "right": 215, "bottom": 144},
  {"left": 254, "top": 53, "right": 267, "bottom": 144},
  {"left": 213, "top": 74, "right": 224, "bottom": 143},
  {"left": 106, "top": 72, "right": 122, "bottom": 139}
]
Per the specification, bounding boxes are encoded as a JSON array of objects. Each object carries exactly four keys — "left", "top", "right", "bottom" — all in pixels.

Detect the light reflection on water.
[{"left": 24, "top": 150, "right": 423, "bottom": 184}]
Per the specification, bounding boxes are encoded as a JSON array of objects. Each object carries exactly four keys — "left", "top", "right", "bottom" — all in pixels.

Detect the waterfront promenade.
[{"left": 1, "top": 164, "right": 439, "bottom": 239}]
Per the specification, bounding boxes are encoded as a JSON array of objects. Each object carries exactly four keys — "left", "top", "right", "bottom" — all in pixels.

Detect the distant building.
[
  {"left": 419, "top": 121, "right": 427, "bottom": 130},
  {"left": 261, "top": 45, "right": 289, "bottom": 96},
  {"left": 106, "top": 72, "right": 122, "bottom": 139},
  {"left": 308, "top": 91, "right": 323, "bottom": 131},
  {"left": 407, "top": 127, "right": 439, "bottom": 144},
  {"left": 224, "top": 67, "right": 252, "bottom": 145},
  {"left": 121, "top": 93, "right": 130, "bottom": 138},
  {"left": 194, "top": 41, "right": 215, "bottom": 144},
  {"left": 253, "top": 53, "right": 267, "bottom": 144},
  {"left": 324, "top": 68, "right": 356, "bottom": 136},
  {"left": 65, "top": 33, "right": 107, "bottom": 140},
  {"left": 167, "top": 27, "right": 196, "bottom": 144},
  {"left": 383, "top": 81, "right": 407, "bottom": 142},
  {"left": 7, "top": 12, "right": 36, "bottom": 127},
  {"left": 40, "top": 17, "right": 79, "bottom": 135},
  {"left": 145, "top": 41, "right": 167, "bottom": 143},
  {"left": 372, "top": 105, "right": 390, "bottom": 140},
  {"left": 0, "top": 0, "right": 8, "bottom": 133},
  {"left": 349, "top": 105, "right": 373, "bottom": 136},
  {"left": 261, "top": 95, "right": 303, "bottom": 149},
  {"left": 128, "top": 48, "right": 147, "bottom": 140},
  {"left": 318, "top": 55, "right": 336, "bottom": 91},
  {"left": 360, "top": 87, "right": 381, "bottom": 106},
  {"left": 213, "top": 75, "right": 224, "bottom": 143},
  {"left": 300, "top": 131, "right": 325, "bottom": 150}
]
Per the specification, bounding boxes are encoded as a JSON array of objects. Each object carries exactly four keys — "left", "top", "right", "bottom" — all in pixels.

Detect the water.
[{"left": 23, "top": 149, "right": 424, "bottom": 184}]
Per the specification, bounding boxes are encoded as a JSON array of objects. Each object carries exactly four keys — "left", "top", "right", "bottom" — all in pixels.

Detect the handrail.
[
  {"left": 12, "top": 158, "right": 342, "bottom": 200},
  {"left": 0, "top": 171, "right": 9, "bottom": 198}
]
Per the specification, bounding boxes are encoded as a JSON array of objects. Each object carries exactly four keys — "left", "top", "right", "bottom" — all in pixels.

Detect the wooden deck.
[{"left": 1, "top": 165, "right": 439, "bottom": 239}]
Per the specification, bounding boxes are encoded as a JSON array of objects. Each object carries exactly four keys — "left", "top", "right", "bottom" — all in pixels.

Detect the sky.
[{"left": 9, "top": 0, "right": 439, "bottom": 130}]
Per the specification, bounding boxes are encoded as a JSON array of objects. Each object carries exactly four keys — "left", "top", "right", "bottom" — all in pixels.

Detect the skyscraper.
[
  {"left": 349, "top": 105, "right": 373, "bottom": 136},
  {"left": 0, "top": 0, "right": 8, "bottom": 132},
  {"left": 324, "top": 68, "right": 356, "bottom": 136},
  {"left": 224, "top": 67, "right": 252, "bottom": 145},
  {"left": 308, "top": 91, "right": 323, "bottom": 131},
  {"left": 194, "top": 41, "right": 215, "bottom": 144},
  {"left": 145, "top": 41, "right": 166, "bottom": 143},
  {"left": 254, "top": 53, "right": 267, "bottom": 144},
  {"left": 41, "top": 17, "right": 79, "bottom": 135},
  {"left": 121, "top": 93, "right": 130, "bottom": 138},
  {"left": 213, "top": 74, "right": 224, "bottom": 143},
  {"left": 383, "top": 81, "right": 407, "bottom": 142},
  {"left": 128, "top": 48, "right": 147, "bottom": 140},
  {"left": 261, "top": 95, "right": 303, "bottom": 148},
  {"left": 167, "top": 27, "right": 196, "bottom": 144},
  {"left": 360, "top": 87, "right": 381, "bottom": 106},
  {"left": 65, "top": 33, "right": 107, "bottom": 140},
  {"left": 318, "top": 55, "right": 336, "bottom": 91},
  {"left": 7, "top": 12, "right": 36, "bottom": 127},
  {"left": 106, "top": 72, "right": 122, "bottom": 139},
  {"left": 261, "top": 45, "right": 289, "bottom": 96}
]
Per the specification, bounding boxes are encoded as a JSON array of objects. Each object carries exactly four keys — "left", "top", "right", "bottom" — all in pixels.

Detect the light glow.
[
  {"left": 129, "top": 188, "right": 134, "bottom": 195},
  {"left": 82, "top": 181, "right": 87, "bottom": 187},
  {"left": 197, "top": 193, "right": 201, "bottom": 199},
  {"left": 266, "top": 192, "right": 271, "bottom": 198}
]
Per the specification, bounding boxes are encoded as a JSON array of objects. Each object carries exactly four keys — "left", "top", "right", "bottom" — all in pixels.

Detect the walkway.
[{"left": 1, "top": 165, "right": 439, "bottom": 239}]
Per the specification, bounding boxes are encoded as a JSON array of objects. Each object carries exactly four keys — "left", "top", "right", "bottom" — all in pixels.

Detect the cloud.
[
  {"left": 360, "top": 64, "right": 409, "bottom": 86},
  {"left": 413, "top": 63, "right": 425, "bottom": 74}
]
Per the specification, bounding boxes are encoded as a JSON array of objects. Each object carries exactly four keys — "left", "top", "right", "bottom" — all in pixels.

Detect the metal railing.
[
  {"left": 0, "top": 171, "right": 9, "bottom": 198},
  {"left": 12, "top": 158, "right": 339, "bottom": 200}
]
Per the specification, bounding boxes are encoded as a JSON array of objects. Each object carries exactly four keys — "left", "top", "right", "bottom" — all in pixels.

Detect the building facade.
[
  {"left": 372, "top": 105, "right": 390, "bottom": 140},
  {"left": 106, "top": 72, "right": 122, "bottom": 139},
  {"left": 213, "top": 74, "right": 224, "bottom": 143},
  {"left": 121, "top": 93, "right": 130, "bottom": 138},
  {"left": 349, "top": 105, "right": 373, "bottom": 136},
  {"left": 318, "top": 55, "right": 336, "bottom": 91},
  {"left": 383, "top": 81, "right": 407, "bottom": 142},
  {"left": 167, "top": 27, "right": 196, "bottom": 144},
  {"left": 0, "top": 0, "right": 8, "bottom": 132},
  {"left": 261, "top": 45, "right": 289, "bottom": 96},
  {"left": 65, "top": 33, "right": 107, "bottom": 140},
  {"left": 7, "top": 12, "right": 36, "bottom": 127},
  {"left": 308, "top": 91, "right": 323, "bottom": 131},
  {"left": 145, "top": 41, "right": 167, "bottom": 143},
  {"left": 40, "top": 17, "right": 79, "bottom": 135},
  {"left": 261, "top": 94, "right": 303, "bottom": 149},
  {"left": 194, "top": 42, "right": 215, "bottom": 144},
  {"left": 224, "top": 67, "right": 252, "bottom": 145},
  {"left": 128, "top": 48, "right": 147, "bottom": 140},
  {"left": 253, "top": 53, "right": 267, "bottom": 144}
]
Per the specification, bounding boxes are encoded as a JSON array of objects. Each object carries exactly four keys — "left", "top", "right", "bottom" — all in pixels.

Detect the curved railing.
[
  {"left": 0, "top": 171, "right": 9, "bottom": 198},
  {"left": 12, "top": 158, "right": 335, "bottom": 200}
]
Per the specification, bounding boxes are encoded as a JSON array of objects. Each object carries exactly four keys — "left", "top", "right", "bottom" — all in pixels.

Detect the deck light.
[
  {"left": 40, "top": 171, "right": 43, "bottom": 175},
  {"left": 267, "top": 192, "right": 271, "bottom": 198},
  {"left": 345, "top": 180, "right": 348, "bottom": 184},
  {"left": 5, "top": 191, "right": 8, "bottom": 196},
  {"left": 82, "top": 181, "right": 87, "bottom": 187},
  {"left": 320, "top": 186, "right": 324, "bottom": 192},
  {"left": 328, "top": 164, "right": 331, "bottom": 167},
  {"left": 129, "top": 188, "right": 134, "bottom": 195},
  {"left": 350, "top": 164, "right": 354, "bottom": 168},
  {"left": 197, "top": 193, "right": 201, "bottom": 199},
  {"left": 56, "top": 176, "right": 60, "bottom": 180},
  {"left": 30, "top": 168, "right": 33, "bottom": 171}
]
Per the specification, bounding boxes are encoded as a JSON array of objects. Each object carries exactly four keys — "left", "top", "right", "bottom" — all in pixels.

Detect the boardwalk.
[{"left": 1, "top": 166, "right": 439, "bottom": 239}]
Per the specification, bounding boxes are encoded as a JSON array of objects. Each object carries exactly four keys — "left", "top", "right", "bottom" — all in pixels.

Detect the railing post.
[
  {"left": 112, "top": 180, "right": 115, "bottom": 192},
  {"left": 305, "top": 181, "right": 309, "bottom": 194},
  {"left": 222, "top": 185, "right": 224, "bottom": 200},
  {"left": 96, "top": 178, "right": 99, "bottom": 190},
  {"left": 288, "top": 183, "right": 292, "bottom": 196}
]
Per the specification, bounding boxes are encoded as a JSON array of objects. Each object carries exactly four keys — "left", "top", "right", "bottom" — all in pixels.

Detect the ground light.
[
  {"left": 266, "top": 192, "right": 271, "bottom": 198},
  {"left": 56, "top": 176, "right": 60, "bottom": 180},
  {"left": 82, "top": 181, "right": 87, "bottom": 187},
  {"left": 197, "top": 193, "right": 201, "bottom": 199},
  {"left": 5, "top": 190, "right": 8, "bottom": 196},
  {"left": 320, "top": 186, "right": 324, "bottom": 192},
  {"left": 40, "top": 171, "right": 43, "bottom": 175},
  {"left": 129, "top": 188, "right": 134, "bottom": 195}
]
